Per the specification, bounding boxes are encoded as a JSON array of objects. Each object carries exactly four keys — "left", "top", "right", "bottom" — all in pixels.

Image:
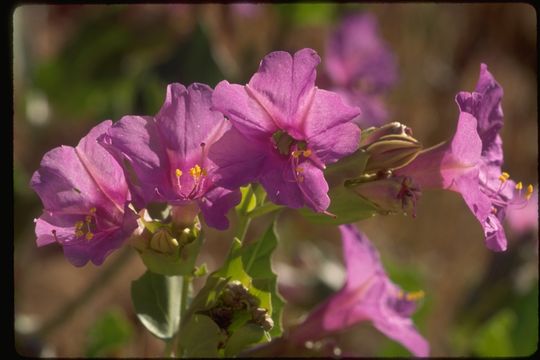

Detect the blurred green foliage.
[{"left": 85, "top": 308, "right": 133, "bottom": 357}]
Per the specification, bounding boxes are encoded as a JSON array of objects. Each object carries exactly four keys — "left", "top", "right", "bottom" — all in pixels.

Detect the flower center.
[
  {"left": 74, "top": 207, "right": 97, "bottom": 241},
  {"left": 485, "top": 171, "right": 534, "bottom": 213}
]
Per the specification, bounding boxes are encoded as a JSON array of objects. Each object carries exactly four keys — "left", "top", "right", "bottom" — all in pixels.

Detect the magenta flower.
[
  {"left": 325, "top": 13, "right": 398, "bottom": 127},
  {"left": 288, "top": 225, "right": 429, "bottom": 357},
  {"left": 31, "top": 121, "right": 138, "bottom": 266},
  {"left": 100, "top": 83, "right": 241, "bottom": 230},
  {"left": 395, "top": 64, "right": 533, "bottom": 251},
  {"left": 210, "top": 48, "right": 361, "bottom": 212}
]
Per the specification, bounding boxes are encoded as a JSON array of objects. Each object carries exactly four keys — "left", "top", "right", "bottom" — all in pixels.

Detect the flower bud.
[
  {"left": 360, "top": 122, "right": 422, "bottom": 173},
  {"left": 345, "top": 174, "right": 421, "bottom": 217}
]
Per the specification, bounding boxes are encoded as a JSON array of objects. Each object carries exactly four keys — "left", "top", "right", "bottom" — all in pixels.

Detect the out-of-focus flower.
[
  {"left": 100, "top": 83, "right": 241, "bottom": 230},
  {"left": 287, "top": 225, "right": 429, "bottom": 357},
  {"left": 506, "top": 187, "right": 538, "bottom": 236},
  {"left": 211, "top": 48, "right": 361, "bottom": 213},
  {"left": 31, "top": 121, "right": 138, "bottom": 266},
  {"left": 396, "top": 64, "right": 534, "bottom": 251},
  {"left": 325, "top": 13, "right": 398, "bottom": 127}
]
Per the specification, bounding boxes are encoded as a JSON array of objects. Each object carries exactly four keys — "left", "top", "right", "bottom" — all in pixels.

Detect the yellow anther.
[
  {"left": 515, "top": 182, "right": 523, "bottom": 190},
  {"left": 75, "top": 221, "right": 84, "bottom": 229},
  {"left": 75, "top": 230, "right": 84, "bottom": 237},
  {"left": 85, "top": 232, "right": 94, "bottom": 241},
  {"left": 85, "top": 215, "right": 93, "bottom": 222},
  {"left": 89, "top": 207, "right": 97, "bottom": 214},
  {"left": 291, "top": 150, "right": 302, "bottom": 158},
  {"left": 499, "top": 172, "right": 510, "bottom": 182},
  {"left": 405, "top": 290, "right": 425, "bottom": 301},
  {"left": 303, "top": 149, "right": 312, "bottom": 157},
  {"left": 296, "top": 166, "right": 304, "bottom": 173},
  {"left": 189, "top": 164, "right": 205, "bottom": 179},
  {"left": 175, "top": 169, "right": 183, "bottom": 177},
  {"left": 526, "top": 184, "right": 534, "bottom": 200}
]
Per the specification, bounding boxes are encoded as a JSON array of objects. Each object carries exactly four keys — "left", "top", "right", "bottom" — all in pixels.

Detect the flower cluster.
[{"left": 30, "top": 20, "right": 533, "bottom": 356}]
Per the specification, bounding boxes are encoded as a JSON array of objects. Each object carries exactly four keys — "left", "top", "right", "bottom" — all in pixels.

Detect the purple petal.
[
  {"left": 303, "top": 88, "right": 361, "bottom": 145},
  {"left": 207, "top": 127, "right": 268, "bottom": 189},
  {"left": 395, "top": 112, "right": 482, "bottom": 189},
  {"left": 259, "top": 154, "right": 304, "bottom": 209},
  {"left": 212, "top": 81, "right": 278, "bottom": 140},
  {"left": 156, "top": 83, "right": 229, "bottom": 163},
  {"left": 247, "top": 48, "right": 320, "bottom": 134},
  {"left": 455, "top": 64, "right": 504, "bottom": 166},
  {"left": 307, "top": 121, "right": 360, "bottom": 165},
  {"left": 100, "top": 115, "right": 172, "bottom": 203},
  {"left": 31, "top": 121, "right": 128, "bottom": 214},
  {"left": 296, "top": 161, "right": 330, "bottom": 212},
  {"left": 198, "top": 187, "right": 242, "bottom": 230}
]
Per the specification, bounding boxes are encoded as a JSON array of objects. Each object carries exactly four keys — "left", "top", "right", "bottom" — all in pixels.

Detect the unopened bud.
[
  {"left": 149, "top": 228, "right": 179, "bottom": 254},
  {"left": 360, "top": 122, "right": 422, "bottom": 173},
  {"left": 346, "top": 175, "right": 421, "bottom": 217}
]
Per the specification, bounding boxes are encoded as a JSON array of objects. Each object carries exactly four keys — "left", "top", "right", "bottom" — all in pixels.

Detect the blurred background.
[{"left": 13, "top": 3, "right": 537, "bottom": 357}]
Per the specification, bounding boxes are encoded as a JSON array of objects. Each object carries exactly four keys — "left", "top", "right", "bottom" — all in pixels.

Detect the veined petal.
[
  {"left": 156, "top": 83, "right": 229, "bottom": 161},
  {"left": 248, "top": 48, "right": 320, "bottom": 132},
  {"left": 308, "top": 121, "right": 360, "bottom": 164},
  {"left": 212, "top": 81, "right": 277, "bottom": 140},
  {"left": 304, "top": 88, "right": 361, "bottom": 141}
]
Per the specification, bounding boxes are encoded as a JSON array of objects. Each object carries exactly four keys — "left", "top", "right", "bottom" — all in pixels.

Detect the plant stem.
[
  {"left": 175, "top": 275, "right": 192, "bottom": 358},
  {"left": 34, "top": 246, "right": 134, "bottom": 338}
]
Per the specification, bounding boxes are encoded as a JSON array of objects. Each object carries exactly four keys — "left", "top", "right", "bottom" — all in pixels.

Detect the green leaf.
[
  {"left": 299, "top": 185, "right": 380, "bottom": 225},
  {"left": 241, "top": 224, "right": 285, "bottom": 337},
  {"left": 236, "top": 185, "right": 257, "bottom": 214},
  {"left": 85, "top": 308, "right": 133, "bottom": 357},
  {"left": 179, "top": 223, "right": 285, "bottom": 356},
  {"left": 177, "top": 314, "right": 225, "bottom": 358},
  {"left": 224, "top": 323, "right": 267, "bottom": 357},
  {"left": 130, "top": 271, "right": 182, "bottom": 340}
]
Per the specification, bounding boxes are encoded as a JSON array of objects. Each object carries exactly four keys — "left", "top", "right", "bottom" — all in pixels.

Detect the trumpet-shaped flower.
[
  {"left": 210, "top": 48, "right": 361, "bottom": 213},
  {"left": 288, "top": 225, "right": 429, "bottom": 357},
  {"left": 395, "top": 64, "right": 533, "bottom": 251},
  {"left": 31, "top": 121, "right": 138, "bottom": 266},
  {"left": 100, "top": 83, "right": 241, "bottom": 230}
]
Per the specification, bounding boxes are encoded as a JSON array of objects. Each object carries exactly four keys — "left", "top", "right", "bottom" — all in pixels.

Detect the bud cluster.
[{"left": 205, "top": 281, "right": 274, "bottom": 333}]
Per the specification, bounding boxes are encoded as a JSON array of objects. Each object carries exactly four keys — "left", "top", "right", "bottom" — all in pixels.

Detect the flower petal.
[
  {"left": 212, "top": 81, "right": 277, "bottom": 140},
  {"left": 198, "top": 187, "right": 242, "bottom": 230},
  {"left": 207, "top": 127, "right": 268, "bottom": 189},
  {"left": 247, "top": 48, "right": 320, "bottom": 133},
  {"left": 296, "top": 161, "right": 330, "bottom": 212},
  {"left": 259, "top": 155, "right": 304, "bottom": 209}
]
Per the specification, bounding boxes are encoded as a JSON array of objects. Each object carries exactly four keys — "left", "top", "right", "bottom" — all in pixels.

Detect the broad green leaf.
[
  {"left": 511, "top": 284, "right": 538, "bottom": 356},
  {"left": 131, "top": 271, "right": 182, "bottom": 340},
  {"left": 471, "top": 308, "right": 516, "bottom": 356},
  {"left": 177, "top": 314, "right": 225, "bottom": 358},
  {"left": 224, "top": 323, "right": 267, "bottom": 357},
  {"left": 299, "top": 185, "right": 380, "bottom": 225},
  {"left": 85, "top": 308, "right": 133, "bottom": 357}
]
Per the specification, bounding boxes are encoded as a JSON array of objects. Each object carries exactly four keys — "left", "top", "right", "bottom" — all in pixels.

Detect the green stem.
[
  {"left": 175, "top": 275, "right": 192, "bottom": 358},
  {"left": 34, "top": 247, "right": 134, "bottom": 338},
  {"left": 164, "top": 339, "right": 175, "bottom": 358}
]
